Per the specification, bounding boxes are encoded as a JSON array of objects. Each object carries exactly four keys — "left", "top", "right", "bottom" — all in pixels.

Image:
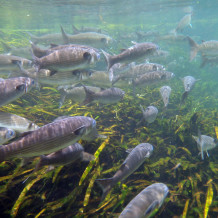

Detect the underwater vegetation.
[{"left": 0, "top": 18, "right": 217, "bottom": 218}]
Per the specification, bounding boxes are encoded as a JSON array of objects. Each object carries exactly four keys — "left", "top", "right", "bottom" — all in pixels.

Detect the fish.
[
  {"left": 119, "top": 183, "right": 169, "bottom": 218},
  {"left": 0, "top": 127, "right": 16, "bottom": 145},
  {"left": 133, "top": 70, "right": 175, "bottom": 87},
  {"left": 181, "top": 76, "right": 199, "bottom": 103},
  {"left": 155, "top": 34, "right": 187, "bottom": 43},
  {"left": 61, "top": 26, "right": 112, "bottom": 48},
  {"left": 32, "top": 46, "right": 100, "bottom": 72},
  {"left": 192, "top": 130, "right": 217, "bottom": 160},
  {"left": 102, "top": 42, "right": 159, "bottom": 70},
  {"left": 112, "top": 63, "right": 165, "bottom": 85},
  {"left": 87, "top": 70, "right": 128, "bottom": 88},
  {"left": 0, "top": 54, "right": 32, "bottom": 72},
  {"left": 1, "top": 42, "right": 32, "bottom": 59},
  {"left": 0, "top": 77, "right": 35, "bottom": 107},
  {"left": 35, "top": 143, "right": 94, "bottom": 171},
  {"left": 175, "top": 14, "right": 192, "bottom": 34},
  {"left": 31, "top": 41, "right": 100, "bottom": 58},
  {"left": 58, "top": 85, "right": 102, "bottom": 107},
  {"left": 15, "top": 60, "right": 93, "bottom": 86},
  {"left": 187, "top": 36, "right": 218, "bottom": 61},
  {"left": 0, "top": 116, "right": 99, "bottom": 162},
  {"left": 140, "top": 105, "right": 158, "bottom": 124},
  {"left": 96, "top": 143, "right": 153, "bottom": 201},
  {"left": 200, "top": 55, "right": 218, "bottom": 68},
  {"left": 136, "top": 30, "right": 160, "bottom": 41},
  {"left": 0, "top": 112, "right": 38, "bottom": 133},
  {"left": 109, "top": 62, "right": 135, "bottom": 83},
  {"left": 82, "top": 86, "right": 125, "bottom": 105},
  {"left": 160, "top": 86, "right": 172, "bottom": 108},
  {"left": 72, "top": 24, "right": 101, "bottom": 34},
  {"left": 27, "top": 32, "right": 64, "bottom": 45}
]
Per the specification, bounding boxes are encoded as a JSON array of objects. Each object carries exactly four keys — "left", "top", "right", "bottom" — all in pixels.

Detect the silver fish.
[
  {"left": 102, "top": 42, "right": 159, "bottom": 70},
  {"left": 119, "top": 183, "right": 169, "bottom": 218},
  {"left": 0, "top": 77, "right": 35, "bottom": 107},
  {"left": 83, "top": 86, "right": 125, "bottom": 105},
  {"left": 140, "top": 105, "right": 158, "bottom": 124},
  {"left": 136, "top": 30, "right": 160, "bottom": 41},
  {"left": 58, "top": 85, "right": 102, "bottom": 107},
  {"left": 27, "top": 32, "right": 64, "bottom": 45},
  {"left": 87, "top": 70, "right": 128, "bottom": 88},
  {"left": 0, "top": 116, "right": 99, "bottom": 162},
  {"left": 0, "top": 54, "right": 32, "bottom": 72},
  {"left": 133, "top": 71, "right": 174, "bottom": 86},
  {"left": 112, "top": 63, "right": 165, "bottom": 85},
  {"left": 31, "top": 41, "right": 100, "bottom": 58},
  {"left": 181, "top": 76, "right": 199, "bottom": 103},
  {"left": 15, "top": 60, "right": 93, "bottom": 86},
  {"left": 0, "top": 127, "right": 16, "bottom": 145},
  {"left": 187, "top": 36, "right": 218, "bottom": 61},
  {"left": 109, "top": 62, "right": 135, "bottom": 83},
  {"left": 192, "top": 131, "right": 217, "bottom": 160},
  {"left": 1, "top": 42, "right": 32, "bottom": 59},
  {"left": 35, "top": 143, "right": 94, "bottom": 170},
  {"left": 175, "top": 14, "right": 192, "bottom": 33},
  {"left": 32, "top": 46, "right": 100, "bottom": 72},
  {"left": 160, "top": 86, "right": 172, "bottom": 108},
  {"left": 0, "top": 112, "right": 38, "bottom": 133},
  {"left": 61, "top": 26, "right": 112, "bottom": 48},
  {"left": 96, "top": 143, "right": 153, "bottom": 201}
]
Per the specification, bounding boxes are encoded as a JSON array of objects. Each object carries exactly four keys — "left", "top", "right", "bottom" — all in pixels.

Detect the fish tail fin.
[
  {"left": 181, "top": 91, "right": 188, "bottom": 104},
  {"left": 1, "top": 41, "right": 11, "bottom": 53},
  {"left": 82, "top": 85, "right": 96, "bottom": 105},
  {"left": 187, "top": 36, "right": 199, "bottom": 61},
  {"left": 30, "top": 49, "right": 41, "bottom": 72},
  {"left": 60, "top": 25, "right": 69, "bottom": 44},
  {"left": 72, "top": 24, "right": 79, "bottom": 34},
  {"left": 81, "top": 152, "right": 95, "bottom": 162},
  {"left": 96, "top": 178, "right": 114, "bottom": 201},
  {"left": 101, "top": 49, "right": 114, "bottom": 70}
]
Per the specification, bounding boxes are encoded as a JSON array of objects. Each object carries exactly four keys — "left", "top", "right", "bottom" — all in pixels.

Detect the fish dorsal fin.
[
  {"left": 60, "top": 25, "right": 69, "bottom": 44},
  {"left": 126, "top": 148, "right": 133, "bottom": 153},
  {"left": 144, "top": 200, "right": 159, "bottom": 216},
  {"left": 53, "top": 116, "right": 71, "bottom": 122},
  {"left": 74, "top": 126, "right": 86, "bottom": 136}
]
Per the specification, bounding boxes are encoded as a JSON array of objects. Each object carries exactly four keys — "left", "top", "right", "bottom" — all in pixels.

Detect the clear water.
[{"left": 0, "top": 0, "right": 217, "bottom": 217}]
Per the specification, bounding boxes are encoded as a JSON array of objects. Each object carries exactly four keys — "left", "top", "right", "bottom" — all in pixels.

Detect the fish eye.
[{"left": 6, "top": 130, "right": 15, "bottom": 138}]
